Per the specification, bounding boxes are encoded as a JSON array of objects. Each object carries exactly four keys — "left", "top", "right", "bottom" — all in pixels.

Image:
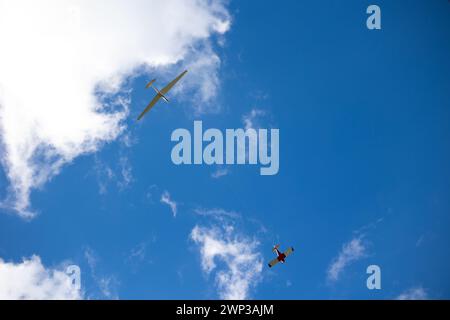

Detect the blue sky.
[{"left": 0, "top": 0, "right": 449, "bottom": 299}]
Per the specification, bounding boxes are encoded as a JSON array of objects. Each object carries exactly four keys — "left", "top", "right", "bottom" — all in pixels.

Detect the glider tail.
[{"left": 145, "top": 79, "right": 156, "bottom": 89}]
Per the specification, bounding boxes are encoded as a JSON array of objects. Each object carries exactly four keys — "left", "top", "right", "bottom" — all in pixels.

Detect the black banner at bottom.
[{"left": 1, "top": 300, "right": 446, "bottom": 318}]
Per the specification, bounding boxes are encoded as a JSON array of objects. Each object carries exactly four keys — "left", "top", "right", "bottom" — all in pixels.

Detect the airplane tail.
[
  {"left": 272, "top": 244, "right": 280, "bottom": 252},
  {"left": 145, "top": 79, "right": 156, "bottom": 89}
]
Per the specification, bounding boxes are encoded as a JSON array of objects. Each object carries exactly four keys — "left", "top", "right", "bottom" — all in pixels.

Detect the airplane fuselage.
[
  {"left": 275, "top": 249, "right": 286, "bottom": 263},
  {"left": 151, "top": 86, "right": 169, "bottom": 102}
]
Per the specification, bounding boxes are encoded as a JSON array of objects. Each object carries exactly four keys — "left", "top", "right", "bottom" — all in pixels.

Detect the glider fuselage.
[{"left": 151, "top": 86, "right": 169, "bottom": 102}]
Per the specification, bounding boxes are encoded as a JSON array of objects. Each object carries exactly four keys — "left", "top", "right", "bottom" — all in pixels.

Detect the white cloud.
[
  {"left": 0, "top": 255, "right": 82, "bottom": 300},
  {"left": 160, "top": 190, "right": 177, "bottom": 217},
  {"left": 327, "top": 237, "right": 366, "bottom": 282},
  {"left": 190, "top": 224, "right": 263, "bottom": 300},
  {"left": 0, "top": 0, "right": 230, "bottom": 218},
  {"left": 396, "top": 287, "right": 429, "bottom": 300}
]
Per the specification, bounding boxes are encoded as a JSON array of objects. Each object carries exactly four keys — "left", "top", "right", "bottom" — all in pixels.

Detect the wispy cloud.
[
  {"left": 128, "top": 242, "right": 147, "bottom": 263},
  {"left": 240, "top": 108, "right": 272, "bottom": 163},
  {"left": 160, "top": 191, "right": 178, "bottom": 217},
  {"left": 0, "top": 0, "right": 230, "bottom": 218},
  {"left": 190, "top": 224, "right": 263, "bottom": 300},
  {"left": 182, "top": 45, "right": 223, "bottom": 114},
  {"left": 242, "top": 109, "right": 266, "bottom": 130},
  {"left": 83, "top": 247, "right": 96, "bottom": 270},
  {"left": 125, "top": 240, "right": 155, "bottom": 273},
  {"left": 93, "top": 158, "right": 115, "bottom": 195},
  {"left": 84, "top": 247, "right": 119, "bottom": 299},
  {"left": 396, "top": 287, "right": 429, "bottom": 300},
  {"left": 211, "top": 167, "right": 230, "bottom": 179},
  {"left": 0, "top": 255, "right": 82, "bottom": 300},
  {"left": 416, "top": 235, "right": 425, "bottom": 247},
  {"left": 117, "top": 155, "right": 133, "bottom": 190},
  {"left": 327, "top": 237, "right": 367, "bottom": 282},
  {"left": 93, "top": 154, "right": 133, "bottom": 194},
  {"left": 96, "top": 277, "right": 119, "bottom": 300},
  {"left": 194, "top": 207, "right": 240, "bottom": 220}
]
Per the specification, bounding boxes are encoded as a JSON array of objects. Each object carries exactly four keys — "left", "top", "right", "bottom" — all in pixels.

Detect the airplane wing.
[
  {"left": 160, "top": 70, "right": 188, "bottom": 95},
  {"left": 137, "top": 94, "right": 162, "bottom": 121},
  {"left": 268, "top": 257, "right": 280, "bottom": 268},
  {"left": 283, "top": 247, "right": 295, "bottom": 257}
]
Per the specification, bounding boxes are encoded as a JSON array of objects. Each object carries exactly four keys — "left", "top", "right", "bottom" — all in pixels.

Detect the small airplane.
[
  {"left": 137, "top": 70, "right": 188, "bottom": 121},
  {"left": 268, "top": 244, "right": 294, "bottom": 268}
]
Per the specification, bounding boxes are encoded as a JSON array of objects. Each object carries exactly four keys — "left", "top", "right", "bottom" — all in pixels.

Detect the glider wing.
[
  {"left": 160, "top": 70, "right": 188, "bottom": 95},
  {"left": 137, "top": 94, "right": 162, "bottom": 121}
]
